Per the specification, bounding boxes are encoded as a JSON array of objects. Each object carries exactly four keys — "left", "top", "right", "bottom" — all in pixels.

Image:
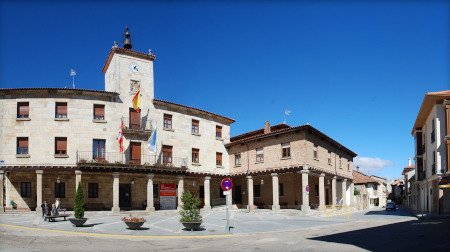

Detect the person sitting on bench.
[{"left": 51, "top": 203, "right": 57, "bottom": 216}]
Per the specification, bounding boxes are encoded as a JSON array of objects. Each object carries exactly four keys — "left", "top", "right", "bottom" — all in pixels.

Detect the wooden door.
[
  {"left": 119, "top": 184, "right": 132, "bottom": 208},
  {"left": 129, "top": 108, "right": 141, "bottom": 129},
  {"left": 130, "top": 142, "right": 141, "bottom": 165}
]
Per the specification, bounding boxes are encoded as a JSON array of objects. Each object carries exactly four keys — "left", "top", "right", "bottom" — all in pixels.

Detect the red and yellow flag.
[{"left": 132, "top": 88, "right": 141, "bottom": 113}]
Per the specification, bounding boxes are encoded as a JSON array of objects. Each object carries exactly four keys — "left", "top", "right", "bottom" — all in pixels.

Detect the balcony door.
[
  {"left": 130, "top": 142, "right": 141, "bottom": 165},
  {"left": 129, "top": 108, "right": 141, "bottom": 129},
  {"left": 93, "top": 139, "right": 106, "bottom": 161}
]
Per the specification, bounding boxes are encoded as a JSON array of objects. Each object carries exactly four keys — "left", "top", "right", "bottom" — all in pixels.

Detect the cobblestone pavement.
[{"left": 2, "top": 207, "right": 448, "bottom": 251}]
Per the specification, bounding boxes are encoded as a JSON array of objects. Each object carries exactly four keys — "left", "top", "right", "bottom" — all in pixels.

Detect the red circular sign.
[{"left": 221, "top": 178, "right": 233, "bottom": 191}]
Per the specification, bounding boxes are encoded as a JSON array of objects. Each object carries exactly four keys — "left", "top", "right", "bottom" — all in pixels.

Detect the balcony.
[
  {"left": 122, "top": 117, "right": 152, "bottom": 138},
  {"left": 76, "top": 151, "right": 187, "bottom": 170}
]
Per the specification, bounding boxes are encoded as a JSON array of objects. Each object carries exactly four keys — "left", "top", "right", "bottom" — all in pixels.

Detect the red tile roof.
[
  {"left": 353, "top": 171, "right": 379, "bottom": 184},
  {"left": 0, "top": 87, "right": 118, "bottom": 96},
  {"left": 227, "top": 124, "right": 357, "bottom": 157},
  {"left": 153, "top": 99, "right": 235, "bottom": 125},
  {"left": 230, "top": 123, "right": 291, "bottom": 142}
]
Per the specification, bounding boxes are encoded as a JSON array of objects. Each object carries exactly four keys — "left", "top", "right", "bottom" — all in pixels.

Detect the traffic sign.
[{"left": 221, "top": 178, "right": 233, "bottom": 191}]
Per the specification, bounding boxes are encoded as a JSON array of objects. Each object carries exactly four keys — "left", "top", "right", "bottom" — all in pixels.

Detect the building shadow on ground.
[{"left": 309, "top": 219, "right": 450, "bottom": 251}]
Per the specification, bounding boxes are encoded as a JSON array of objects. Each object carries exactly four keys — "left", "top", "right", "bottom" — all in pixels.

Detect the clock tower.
[{"left": 102, "top": 28, "right": 156, "bottom": 118}]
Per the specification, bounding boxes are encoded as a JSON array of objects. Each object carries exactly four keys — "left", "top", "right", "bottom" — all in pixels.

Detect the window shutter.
[
  {"left": 56, "top": 103, "right": 67, "bottom": 115},
  {"left": 56, "top": 138, "right": 67, "bottom": 151},
  {"left": 94, "top": 105, "right": 105, "bottom": 117},
  {"left": 18, "top": 138, "right": 28, "bottom": 148}
]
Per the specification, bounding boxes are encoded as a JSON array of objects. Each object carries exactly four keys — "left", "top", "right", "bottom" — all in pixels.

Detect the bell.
[{"left": 123, "top": 27, "right": 132, "bottom": 49}]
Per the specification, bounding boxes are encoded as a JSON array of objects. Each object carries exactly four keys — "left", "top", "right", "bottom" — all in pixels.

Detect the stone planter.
[
  {"left": 124, "top": 221, "right": 145, "bottom": 230},
  {"left": 68, "top": 218, "right": 88, "bottom": 227},
  {"left": 181, "top": 222, "right": 202, "bottom": 231}
]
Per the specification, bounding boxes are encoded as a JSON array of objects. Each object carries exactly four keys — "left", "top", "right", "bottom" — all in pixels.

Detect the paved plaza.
[{"left": 2, "top": 207, "right": 450, "bottom": 251}]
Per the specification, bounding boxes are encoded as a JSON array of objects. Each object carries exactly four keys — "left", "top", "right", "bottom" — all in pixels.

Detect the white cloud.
[{"left": 354, "top": 156, "right": 394, "bottom": 174}]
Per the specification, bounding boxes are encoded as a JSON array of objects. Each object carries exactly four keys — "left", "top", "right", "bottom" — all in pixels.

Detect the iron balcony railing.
[
  {"left": 122, "top": 117, "right": 152, "bottom": 132},
  {"left": 76, "top": 151, "right": 187, "bottom": 168}
]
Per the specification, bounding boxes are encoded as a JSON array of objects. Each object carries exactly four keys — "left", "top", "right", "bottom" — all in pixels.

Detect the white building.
[{"left": 412, "top": 90, "right": 450, "bottom": 214}]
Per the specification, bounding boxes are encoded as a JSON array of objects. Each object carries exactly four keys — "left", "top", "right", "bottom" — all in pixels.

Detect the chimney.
[
  {"left": 264, "top": 121, "right": 271, "bottom": 134},
  {"left": 408, "top": 158, "right": 411, "bottom": 166}
]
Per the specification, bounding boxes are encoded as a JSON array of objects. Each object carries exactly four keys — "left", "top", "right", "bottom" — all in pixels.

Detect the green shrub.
[
  {"left": 74, "top": 182, "right": 85, "bottom": 219},
  {"left": 179, "top": 191, "right": 202, "bottom": 223}
]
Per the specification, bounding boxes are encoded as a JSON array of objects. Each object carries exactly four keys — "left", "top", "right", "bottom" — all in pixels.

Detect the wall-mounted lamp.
[
  {"left": 131, "top": 179, "right": 135, "bottom": 185},
  {"left": 193, "top": 181, "right": 196, "bottom": 187},
  {"left": 56, "top": 177, "right": 61, "bottom": 184},
  {"left": 261, "top": 179, "right": 264, "bottom": 185},
  {"left": 242, "top": 190, "right": 246, "bottom": 195},
  {"left": 327, "top": 179, "right": 330, "bottom": 185}
]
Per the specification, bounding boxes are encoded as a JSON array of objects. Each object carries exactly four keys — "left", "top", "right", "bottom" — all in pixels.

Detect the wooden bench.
[{"left": 45, "top": 214, "right": 70, "bottom": 222}]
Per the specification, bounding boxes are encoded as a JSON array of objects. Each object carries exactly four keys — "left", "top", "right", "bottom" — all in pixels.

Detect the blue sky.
[{"left": 1, "top": 1, "right": 449, "bottom": 179}]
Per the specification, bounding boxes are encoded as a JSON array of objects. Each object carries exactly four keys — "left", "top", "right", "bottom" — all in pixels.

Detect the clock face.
[{"left": 129, "top": 62, "right": 139, "bottom": 73}]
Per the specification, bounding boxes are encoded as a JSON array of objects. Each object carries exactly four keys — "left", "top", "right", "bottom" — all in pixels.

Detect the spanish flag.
[{"left": 132, "top": 88, "right": 141, "bottom": 113}]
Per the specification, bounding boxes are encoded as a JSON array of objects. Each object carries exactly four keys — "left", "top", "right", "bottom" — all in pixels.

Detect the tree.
[
  {"left": 179, "top": 191, "right": 202, "bottom": 223},
  {"left": 74, "top": 182, "right": 85, "bottom": 219}
]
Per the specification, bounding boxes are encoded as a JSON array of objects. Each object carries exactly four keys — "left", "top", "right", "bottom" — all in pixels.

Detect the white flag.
[{"left": 147, "top": 125, "right": 157, "bottom": 152}]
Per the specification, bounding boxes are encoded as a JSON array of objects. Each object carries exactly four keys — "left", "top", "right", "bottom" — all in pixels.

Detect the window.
[
  {"left": 55, "top": 102, "right": 67, "bottom": 118},
  {"left": 279, "top": 183, "right": 284, "bottom": 197},
  {"left": 256, "top": 148, "right": 264, "bottom": 162},
  {"left": 162, "top": 145, "right": 173, "bottom": 164},
  {"left": 254, "top": 184, "right": 261, "bottom": 198},
  {"left": 347, "top": 162, "right": 350, "bottom": 171},
  {"left": 192, "top": 148, "right": 199, "bottom": 163},
  {"left": 88, "top": 183, "right": 99, "bottom": 198},
  {"left": 130, "top": 80, "right": 140, "bottom": 93},
  {"left": 282, "top": 143, "right": 291, "bottom": 158},
  {"left": 235, "top": 153, "right": 241, "bottom": 166},
  {"left": 313, "top": 144, "right": 318, "bottom": 160},
  {"left": 93, "top": 104, "right": 105, "bottom": 120},
  {"left": 432, "top": 151, "right": 436, "bottom": 175},
  {"left": 21, "top": 182, "right": 31, "bottom": 198},
  {"left": 216, "top": 125, "right": 222, "bottom": 139},
  {"left": 55, "top": 137, "right": 67, "bottom": 155},
  {"left": 328, "top": 150, "right": 332, "bottom": 165},
  {"left": 17, "top": 137, "right": 29, "bottom": 155},
  {"left": 315, "top": 185, "right": 319, "bottom": 196},
  {"left": 163, "top": 114, "right": 172, "bottom": 129},
  {"left": 339, "top": 156, "right": 342, "bottom": 169},
  {"left": 55, "top": 182, "right": 65, "bottom": 198},
  {"left": 191, "top": 120, "right": 199, "bottom": 134},
  {"left": 216, "top": 152, "right": 222, "bottom": 166},
  {"left": 17, "top": 102, "right": 29, "bottom": 118},
  {"left": 93, "top": 139, "right": 106, "bottom": 160},
  {"left": 431, "top": 118, "right": 436, "bottom": 143}
]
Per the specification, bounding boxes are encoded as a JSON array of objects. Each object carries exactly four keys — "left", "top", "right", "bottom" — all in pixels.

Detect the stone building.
[
  {"left": 0, "top": 30, "right": 234, "bottom": 213},
  {"left": 352, "top": 171, "right": 386, "bottom": 209},
  {"left": 226, "top": 122, "right": 357, "bottom": 211},
  {"left": 0, "top": 29, "right": 357, "bottom": 214}
]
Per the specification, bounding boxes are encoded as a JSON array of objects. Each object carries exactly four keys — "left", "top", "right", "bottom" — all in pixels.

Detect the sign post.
[{"left": 221, "top": 178, "right": 233, "bottom": 234}]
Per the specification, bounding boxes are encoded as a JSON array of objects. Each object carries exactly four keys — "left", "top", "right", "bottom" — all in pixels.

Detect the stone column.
[
  {"left": 350, "top": 182, "right": 355, "bottom": 206},
  {"left": 112, "top": 172, "right": 120, "bottom": 213},
  {"left": 75, "top": 170, "right": 82, "bottom": 190},
  {"left": 36, "top": 170, "right": 43, "bottom": 215},
  {"left": 146, "top": 173, "right": 155, "bottom": 212},
  {"left": 0, "top": 170, "right": 4, "bottom": 213},
  {"left": 203, "top": 176, "right": 211, "bottom": 210},
  {"left": 247, "top": 176, "right": 254, "bottom": 211},
  {"left": 342, "top": 179, "right": 348, "bottom": 206},
  {"left": 177, "top": 176, "right": 184, "bottom": 210},
  {"left": 319, "top": 173, "right": 326, "bottom": 211},
  {"left": 271, "top": 173, "right": 280, "bottom": 210},
  {"left": 332, "top": 176, "right": 337, "bottom": 208},
  {"left": 301, "top": 168, "right": 310, "bottom": 211}
]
